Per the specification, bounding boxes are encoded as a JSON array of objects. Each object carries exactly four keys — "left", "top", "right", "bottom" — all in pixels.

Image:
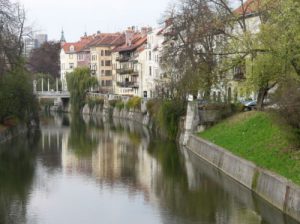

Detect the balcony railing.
[
  {"left": 116, "top": 68, "right": 134, "bottom": 75},
  {"left": 117, "top": 81, "right": 139, "bottom": 88},
  {"left": 116, "top": 56, "right": 130, "bottom": 62}
]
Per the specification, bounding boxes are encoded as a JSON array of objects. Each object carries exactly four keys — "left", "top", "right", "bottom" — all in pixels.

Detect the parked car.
[{"left": 241, "top": 100, "right": 257, "bottom": 111}]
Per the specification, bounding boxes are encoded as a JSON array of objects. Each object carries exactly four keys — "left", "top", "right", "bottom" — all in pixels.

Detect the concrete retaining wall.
[
  {"left": 81, "top": 103, "right": 151, "bottom": 127},
  {"left": 186, "top": 134, "right": 300, "bottom": 222}
]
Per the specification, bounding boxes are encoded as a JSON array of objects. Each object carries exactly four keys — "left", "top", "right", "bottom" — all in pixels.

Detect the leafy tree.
[
  {"left": 66, "top": 67, "right": 98, "bottom": 113},
  {"left": 160, "top": 0, "right": 227, "bottom": 101},
  {"left": 27, "top": 41, "right": 61, "bottom": 78},
  {"left": 0, "top": 65, "right": 39, "bottom": 125}
]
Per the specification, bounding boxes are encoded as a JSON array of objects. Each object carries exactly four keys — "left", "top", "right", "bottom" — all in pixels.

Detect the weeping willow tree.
[{"left": 66, "top": 67, "right": 98, "bottom": 113}]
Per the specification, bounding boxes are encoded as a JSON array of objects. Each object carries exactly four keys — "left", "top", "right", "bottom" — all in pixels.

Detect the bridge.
[{"left": 35, "top": 91, "right": 70, "bottom": 99}]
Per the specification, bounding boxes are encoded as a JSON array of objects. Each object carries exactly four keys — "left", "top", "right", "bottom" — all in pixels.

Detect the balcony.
[
  {"left": 116, "top": 56, "right": 130, "bottom": 62},
  {"left": 116, "top": 68, "right": 134, "bottom": 75},
  {"left": 117, "top": 81, "right": 139, "bottom": 88}
]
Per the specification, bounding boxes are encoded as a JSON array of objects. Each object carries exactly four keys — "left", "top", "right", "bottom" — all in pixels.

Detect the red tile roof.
[
  {"left": 234, "top": 0, "right": 261, "bottom": 16},
  {"left": 113, "top": 33, "right": 147, "bottom": 53},
  {"left": 62, "top": 36, "right": 94, "bottom": 54},
  {"left": 87, "top": 33, "right": 125, "bottom": 48}
]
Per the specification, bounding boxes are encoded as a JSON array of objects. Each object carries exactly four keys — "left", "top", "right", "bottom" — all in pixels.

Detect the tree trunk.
[{"left": 256, "top": 88, "right": 268, "bottom": 111}]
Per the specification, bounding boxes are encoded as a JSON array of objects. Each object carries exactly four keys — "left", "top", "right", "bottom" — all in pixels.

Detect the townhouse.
[
  {"left": 87, "top": 33, "right": 125, "bottom": 93},
  {"left": 60, "top": 34, "right": 94, "bottom": 90},
  {"left": 112, "top": 28, "right": 147, "bottom": 96}
]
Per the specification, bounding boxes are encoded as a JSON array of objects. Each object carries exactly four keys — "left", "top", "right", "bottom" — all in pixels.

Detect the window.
[
  {"left": 105, "top": 60, "right": 111, "bottom": 66},
  {"left": 92, "top": 55, "right": 97, "bottom": 61},
  {"left": 105, "top": 50, "right": 111, "bottom": 56},
  {"left": 78, "top": 54, "right": 84, "bottom": 60},
  {"left": 149, "top": 51, "right": 152, "bottom": 61},
  {"left": 101, "top": 80, "right": 105, "bottom": 86},
  {"left": 101, "top": 60, "right": 104, "bottom": 66},
  {"left": 105, "top": 70, "right": 112, "bottom": 76},
  {"left": 101, "top": 50, "right": 104, "bottom": 56},
  {"left": 101, "top": 70, "right": 104, "bottom": 76},
  {"left": 106, "top": 80, "right": 112, "bottom": 86},
  {"left": 69, "top": 63, "right": 74, "bottom": 69},
  {"left": 149, "top": 66, "right": 152, "bottom": 76},
  {"left": 91, "top": 64, "right": 97, "bottom": 71},
  {"left": 69, "top": 54, "right": 73, "bottom": 59}
]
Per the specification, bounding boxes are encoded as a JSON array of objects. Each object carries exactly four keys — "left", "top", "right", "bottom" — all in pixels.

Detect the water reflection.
[
  {"left": 0, "top": 131, "right": 40, "bottom": 224},
  {"left": 0, "top": 114, "right": 298, "bottom": 224}
]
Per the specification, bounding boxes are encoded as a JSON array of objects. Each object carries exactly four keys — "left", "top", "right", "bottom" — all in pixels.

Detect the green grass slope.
[{"left": 199, "top": 111, "right": 300, "bottom": 185}]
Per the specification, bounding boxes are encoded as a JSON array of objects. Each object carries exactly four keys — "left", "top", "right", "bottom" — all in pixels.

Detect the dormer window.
[{"left": 70, "top": 45, "right": 75, "bottom": 52}]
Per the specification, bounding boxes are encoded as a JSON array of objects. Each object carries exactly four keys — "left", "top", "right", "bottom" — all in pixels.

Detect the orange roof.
[
  {"left": 62, "top": 36, "right": 94, "bottom": 53},
  {"left": 113, "top": 33, "right": 147, "bottom": 53},
  {"left": 234, "top": 0, "right": 261, "bottom": 16},
  {"left": 86, "top": 33, "right": 125, "bottom": 48}
]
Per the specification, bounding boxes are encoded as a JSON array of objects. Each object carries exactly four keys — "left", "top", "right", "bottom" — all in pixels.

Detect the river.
[{"left": 0, "top": 114, "right": 298, "bottom": 224}]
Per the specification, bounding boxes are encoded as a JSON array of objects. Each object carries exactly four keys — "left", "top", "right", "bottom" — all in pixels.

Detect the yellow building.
[{"left": 88, "top": 33, "right": 125, "bottom": 93}]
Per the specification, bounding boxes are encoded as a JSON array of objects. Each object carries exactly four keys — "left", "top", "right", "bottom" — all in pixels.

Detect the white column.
[
  {"left": 48, "top": 79, "right": 50, "bottom": 92},
  {"left": 41, "top": 79, "right": 44, "bottom": 92}
]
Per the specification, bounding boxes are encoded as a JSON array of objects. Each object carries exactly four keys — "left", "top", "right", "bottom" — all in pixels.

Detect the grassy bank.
[{"left": 199, "top": 111, "right": 300, "bottom": 185}]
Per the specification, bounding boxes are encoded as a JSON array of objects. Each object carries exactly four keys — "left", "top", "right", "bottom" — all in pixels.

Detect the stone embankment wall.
[
  {"left": 186, "top": 135, "right": 300, "bottom": 222},
  {"left": 0, "top": 125, "right": 27, "bottom": 144},
  {"left": 179, "top": 102, "right": 300, "bottom": 222},
  {"left": 81, "top": 103, "right": 151, "bottom": 127}
]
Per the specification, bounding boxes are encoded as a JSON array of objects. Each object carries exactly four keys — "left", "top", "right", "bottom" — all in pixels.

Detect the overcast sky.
[{"left": 17, "top": 0, "right": 172, "bottom": 42}]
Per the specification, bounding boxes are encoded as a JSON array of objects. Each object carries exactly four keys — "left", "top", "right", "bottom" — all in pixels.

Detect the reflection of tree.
[
  {"left": 0, "top": 132, "right": 40, "bottom": 224},
  {"left": 68, "top": 116, "right": 99, "bottom": 158},
  {"left": 147, "top": 140, "right": 232, "bottom": 223}
]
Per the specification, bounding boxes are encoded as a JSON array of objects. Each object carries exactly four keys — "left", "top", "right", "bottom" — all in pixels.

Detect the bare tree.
[
  {"left": 0, "top": 0, "right": 26, "bottom": 75},
  {"left": 160, "top": 0, "right": 228, "bottom": 100}
]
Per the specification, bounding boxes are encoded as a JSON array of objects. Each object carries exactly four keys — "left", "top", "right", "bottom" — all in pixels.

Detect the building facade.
[
  {"left": 112, "top": 29, "right": 147, "bottom": 96},
  {"left": 60, "top": 35, "right": 94, "bottom": 90},
  {"left": 88, "top": 33, "right": 125, "bottom": 93}
]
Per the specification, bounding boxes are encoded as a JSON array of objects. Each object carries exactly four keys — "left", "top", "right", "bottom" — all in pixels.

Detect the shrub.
[
  {"left": 272, "top": 79, "right": 300, "bottom": 129},
  {"left": 86, "top": 97, "right": 104, "bottom": 109},
  {"left": 109, "top": 99, "right": 117, "bottom": 108},
  {"left": 116, "top": 100, "right": 125, "bottom": 110},
  {"left": 146, "top": 99, "right": 159, "bottom": 116},
  {"left": 154, "top": 100, "right": 185, "bottom": 139},
  {"left": 126, "top": 96, "right": 141, "bottom": 110}
]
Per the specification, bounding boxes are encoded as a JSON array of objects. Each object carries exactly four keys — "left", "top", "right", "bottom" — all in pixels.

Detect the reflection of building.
[{"left": 61, "top": 119, "right": 160, "bottom": 204}]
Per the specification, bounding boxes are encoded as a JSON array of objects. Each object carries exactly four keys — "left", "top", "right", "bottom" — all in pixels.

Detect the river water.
[{"left": 0, "top": 114, "right": 298, "bottom": 224}]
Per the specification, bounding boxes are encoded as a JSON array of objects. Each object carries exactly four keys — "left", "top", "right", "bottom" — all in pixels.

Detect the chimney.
[
  {"left": 141, "top": 27, "right": 150, "bottom": 37},
  {"left": 125, "top": 29, "right": 134, "bottom": 46}
]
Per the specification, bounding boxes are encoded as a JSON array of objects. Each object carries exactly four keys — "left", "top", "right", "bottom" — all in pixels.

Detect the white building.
[
  {"left": 141, "top": 27, "right": 165, "bottom": 98},
  {"left": 60, "top": 35, "right": 94, "bottom": 90}
]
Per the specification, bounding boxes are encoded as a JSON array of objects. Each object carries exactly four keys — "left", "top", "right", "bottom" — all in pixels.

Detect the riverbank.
[
  {"left": 0, "top": 124, "right": 27, "bottom": 143},
  {"left": 185, "top": 111, "right": 300, "bottom": 222},
  {"left": 199, "top": 111, "right": 300, "bottom": 185},
  {"left": 81, "top": 97, "right": 184, "bottom": 140}
]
